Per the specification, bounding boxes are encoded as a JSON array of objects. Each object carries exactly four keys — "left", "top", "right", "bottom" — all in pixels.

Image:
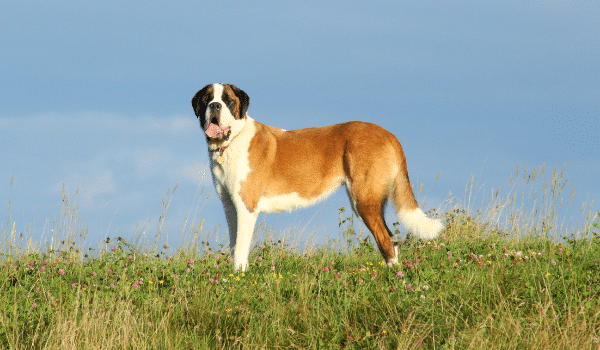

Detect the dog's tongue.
[{"left": 205, "top": 123, "right": 231, "bottom": 139}]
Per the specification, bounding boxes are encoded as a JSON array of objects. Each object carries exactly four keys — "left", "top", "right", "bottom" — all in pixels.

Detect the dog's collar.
[{"left": 214, "top": 133, "right": 240, "bottom": 152}]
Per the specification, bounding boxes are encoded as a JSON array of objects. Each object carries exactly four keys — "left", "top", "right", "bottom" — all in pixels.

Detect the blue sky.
[{"left": 1, "top": 1, "right": 598, "bottom": 248}]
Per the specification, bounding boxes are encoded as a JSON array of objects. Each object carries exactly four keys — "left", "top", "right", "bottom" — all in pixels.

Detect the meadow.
[{"left": 1, "top": 164, "right": 599, "bottom": 349}]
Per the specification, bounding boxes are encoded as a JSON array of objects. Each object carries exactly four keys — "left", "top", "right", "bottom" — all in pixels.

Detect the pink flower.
[
  {"left": 185, "top": 268, "right": 190, "bottom": 273},
  {"left": 32, "top": 302, "right": 38, "bottom": 307},
  {"left": 110, "top": 283, "right": 115, "bottom": 288},
  {"left": 188, "top": 259, "right": 195, "bottom": 265},
  {"left": 257, "top": 256, "right": 263, "bottom": 262},
  {"left": 132, "top": 283, "right": 139, "bottom": 290},
  {"left": 147, "top": 322, "right": 152, "bottom": 326},
  {"left": 215, "top": 254, "right": 221, "bottom": 259},
  {"left": 271, "top": 265, "right": 275, "bottom": 270},
  {"left": 395, "top": 270, "right": 404, "bottom": 278},
  {"left": 58, "top": 269, "right": 65, "bottom": 275},
  {"left": 43, "top": 260, "right": 49, "bottom": 265},
  {"left": 358, "top": 278, "right": 364, "bottom": 283},
  {"left": 558, "top": 247, "right": 563, "bottom": 254},
  {"left": 323, "top": 266, "right": 330, "bottom": 272},
  {"left": 40, "top": 267, "right": 46, "bottom": 273},
  {"left": 550, "top": 260, "right": 556, "bottom": 265},
  {"left": 441, "top": 234, "right": 446, "bottom": 239},
  {"left": 406, "top": 284, "right": 414, "bottom": 292},
  {"left": 227, "top": 256, "right": 233, "bottom": 262},
  {"left": 214, "top": 264, "right": 219, "bottom": 270},
  {"left": 390, "top": 286, "right": 397, "bottom": 292},
  {"left": 112, "top": 246, "right": 118, "bottom": 252}
]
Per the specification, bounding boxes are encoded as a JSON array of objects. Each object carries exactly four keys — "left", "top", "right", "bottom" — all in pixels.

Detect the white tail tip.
[{"left": 398, "top": 208, "right": 444, "bottom": 240}]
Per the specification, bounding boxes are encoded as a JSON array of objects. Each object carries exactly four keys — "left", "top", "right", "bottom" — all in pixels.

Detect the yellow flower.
[
  {"left": 226, "top": 308, "right": 232, "bottom": 312},
  {"left": 229, "top": 274, "right": 234, "bottom": 277},
  {"left": 235, "top": 276, "right": 240, "bottom": 281},
  {"left": 487, "top": 261, "right": 492, "bottom": 265},
  {"left": 279, "top": 273, "right": 283, "bottom": 279},
  {"left": 545, "top": 272, "right": 551, "bottom": 277},
  {"left": 149, "top": 280, "right": 153, "bottom": 284},
  {"left": 241, "top": 273, "right": 245, "bottom": 277}
]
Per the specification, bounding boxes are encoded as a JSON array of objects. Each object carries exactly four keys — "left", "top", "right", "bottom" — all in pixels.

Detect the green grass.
[{"left": 1, "top": 165, "right": 599, "bottom": 349}]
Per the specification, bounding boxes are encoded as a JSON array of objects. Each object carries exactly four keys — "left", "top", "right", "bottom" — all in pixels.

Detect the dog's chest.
[{"left": 208, "top": 127, "right": 255, "bottom": 199}]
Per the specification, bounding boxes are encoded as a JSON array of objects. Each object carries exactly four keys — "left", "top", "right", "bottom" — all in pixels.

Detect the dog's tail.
[{"left": 392, "top": 154, "right": 444, "bottom": 240}]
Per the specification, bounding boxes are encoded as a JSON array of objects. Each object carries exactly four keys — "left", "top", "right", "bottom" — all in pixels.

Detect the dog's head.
[{"left": 191, "top": 84, "right": 250, "bottom": 145}]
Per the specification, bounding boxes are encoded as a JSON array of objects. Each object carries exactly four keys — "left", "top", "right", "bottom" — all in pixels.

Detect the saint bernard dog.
[{"left": 192, "top": 83, "right": 444, "bottom": 271}]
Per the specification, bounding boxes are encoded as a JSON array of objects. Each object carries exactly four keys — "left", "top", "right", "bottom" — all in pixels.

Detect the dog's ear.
[
  {"left": 191, "top": 84, "right": 212, "bottom": 120},
  {"left": 229, "top": 85, "right": 250, "bottom": 119}
]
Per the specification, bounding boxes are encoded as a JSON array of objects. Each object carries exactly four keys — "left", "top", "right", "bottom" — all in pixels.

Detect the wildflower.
[
  {"left": 32, "top": 302, "right": 38, "bottom": 307},
  {"left": 40, "top": 267, "right": 46, "bottom": 273},
  {"left": 545, "top": 272, "right": 551, "bottom": 277},
  {"left": 72, "top": 283, "right": 77, "bottom": 288},
  {"left": 420, "top": 295, "right": 426, "bottom": 299},
  {"left": 58, "top": 269, "right": 66, "bottom": 275},
  {"left": 323, "top": 266, "right": 330, "bottom": 272},
  {"left": 163, "top": 244, "right": 168, "bottom": 249},
  {"left": 227, "top": 256, "right": 233, "bottom": 262},
  {"left": 271, "top": 265, "right": 275, "bottom": 270},
  {"left": 215, "top": 254, "right": 221, "bottom": 259},
  {"left": 423, "top": 285, "right": 430, "bottom": 291},
  {"left": 43, "top": 260, "right": 49, "bottom": 265},
  {"left": 110, "top": 283, "right": 116, "bottom": 288},
  {"left": 257, "top": 256, "right": 263, "bottom": 262},
  {"left": 214, "top": 265, "right": 219, "bottom": 270},
  {"left": 185, "top": 268, "right": 190, "bottom": 273},
  {"left": 335, "top": 271, "right": 342, "bottom": 279},
  {"left": 487, "top": 261, "right": 492, "bottom": 265},
  {"left": 206, "top": 250, "right": 212, "bottom": 255},
  {"left": 358, "top": 278, "right": 364, "bottom": 283},
  {"left": 558, "top": 247, "right": 563, "bottom": 254},
  {"left": 91, "top": 272, "right": 97, "bottom": 276},
  {"left": 551, "top": 260, "right": 556, "bottom": 265},
  {"left": 395, "top": 270, "right": 404, "bottom": 278},
  {"left": 188, "top": 259, "right": 195, "bottom": 265},
  {"left": 147, "top": 322, "right": 152, "bottom": 326},
  {"left": 441, "top": 234, "right": 446, "bottom": 239},
  {"left": 390, "top": 286, "right": 397, "bottom": 292},
  {"left": 406, "top": 284, "right": 414, "bottom": 292}
]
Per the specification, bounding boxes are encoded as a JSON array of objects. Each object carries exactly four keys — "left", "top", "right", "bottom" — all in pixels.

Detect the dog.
[{"left": 192, "top": 83, "right": 444, "bottom": 271}]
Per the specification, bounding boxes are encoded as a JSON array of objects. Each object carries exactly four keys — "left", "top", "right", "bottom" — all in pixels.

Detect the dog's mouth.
[{"left": 205, "top": 122, "right": 231, "bottom": 141}]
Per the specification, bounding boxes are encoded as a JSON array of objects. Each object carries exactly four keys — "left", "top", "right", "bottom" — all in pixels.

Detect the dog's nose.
[{"left": 209, "top": 102, "right": 221, "bottom": 111}]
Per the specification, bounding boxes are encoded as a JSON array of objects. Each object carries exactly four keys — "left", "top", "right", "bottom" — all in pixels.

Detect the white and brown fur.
[{"left": 192, "top": 83, "right": 444, "bottom": 271}]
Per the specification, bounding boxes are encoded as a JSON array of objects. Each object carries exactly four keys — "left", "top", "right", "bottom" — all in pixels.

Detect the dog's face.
[{"left": 191, "top": 84, "right": 250, "bottom": 145}]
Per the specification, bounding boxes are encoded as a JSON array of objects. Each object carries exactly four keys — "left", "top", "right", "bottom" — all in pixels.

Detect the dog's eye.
[{"left": 223, "top": 96, "right": 236, "bottom": 108}]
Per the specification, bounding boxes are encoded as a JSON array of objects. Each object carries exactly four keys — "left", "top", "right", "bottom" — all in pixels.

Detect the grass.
[{"left": 1, "top": 165, "right": 599, "bottom": 349}]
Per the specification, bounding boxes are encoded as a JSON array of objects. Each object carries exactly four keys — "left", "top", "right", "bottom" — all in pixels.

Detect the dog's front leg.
[{"left": 230, "top": 204, "right": 258, "bottom": 272}]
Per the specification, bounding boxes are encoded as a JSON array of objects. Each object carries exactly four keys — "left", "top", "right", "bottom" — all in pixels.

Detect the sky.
[{"left": 1, "top": 1, "right": 599, "bottom": 250}]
